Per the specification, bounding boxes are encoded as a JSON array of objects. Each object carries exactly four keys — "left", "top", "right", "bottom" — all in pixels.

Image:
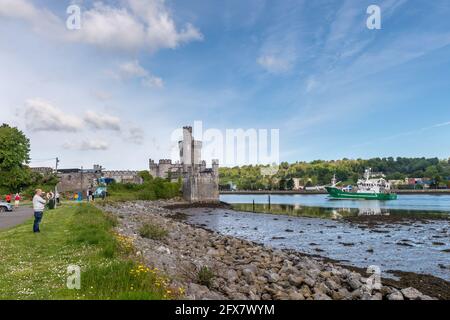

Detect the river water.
[{"left": 181, "top": 194, "right": 450, "bottom": 281}]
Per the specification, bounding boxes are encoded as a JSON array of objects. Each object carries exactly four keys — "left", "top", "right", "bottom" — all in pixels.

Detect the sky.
[{"left": 0, "top": 0, "right": 450, "bottom": 170}]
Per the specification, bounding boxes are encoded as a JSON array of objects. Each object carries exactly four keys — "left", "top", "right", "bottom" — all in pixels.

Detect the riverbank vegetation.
[
  {"left": 0, "top": 203, "right": 176, "bottom": 299},
  {"left": 107, "top": 172, "right": 181, "bottom": 201},
  {"left": 219, "top": 157, "right": 450, "bottom": 190}
]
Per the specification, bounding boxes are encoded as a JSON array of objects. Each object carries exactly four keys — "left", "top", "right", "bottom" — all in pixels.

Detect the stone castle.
[{"left": 149, "top": 126, "right": 219, "bottom": 203}]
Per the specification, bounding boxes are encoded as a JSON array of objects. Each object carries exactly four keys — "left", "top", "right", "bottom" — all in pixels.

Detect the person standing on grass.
[
  {"left": 5, "top": 194, "right": 11, "bottom": 204},
  {"left": 32, "top": 189, "right": 46, "bottom": 233},
  {"left": 14, "top": 193, "right": 20, "bottom": 208}
]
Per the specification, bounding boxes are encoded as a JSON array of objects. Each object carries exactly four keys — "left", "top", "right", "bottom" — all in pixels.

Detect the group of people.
[{"left": 3, "top": 193, "right": 21, "bottom": 208}]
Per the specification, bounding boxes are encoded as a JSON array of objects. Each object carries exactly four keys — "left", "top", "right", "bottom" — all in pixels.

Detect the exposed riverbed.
[
  {"left": 100, "top": 200, "right": 444, "bottom": 300},
  {"left": 181, "top": 206, "right": 450, "bottom": 282}
]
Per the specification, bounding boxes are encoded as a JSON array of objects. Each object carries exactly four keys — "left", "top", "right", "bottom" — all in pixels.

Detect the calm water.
[{"left": 220, "top": 194, "right": 450, "bottom": 219}]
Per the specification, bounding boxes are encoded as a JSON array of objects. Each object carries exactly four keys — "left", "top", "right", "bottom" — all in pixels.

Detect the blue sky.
[{"left": 0, "top": 0, "right": 449, "bottom": 170}]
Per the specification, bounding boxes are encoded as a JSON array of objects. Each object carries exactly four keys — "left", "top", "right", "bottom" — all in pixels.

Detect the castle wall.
[
  {"left": 103, "top": 171, "right": 143, "bottom": 184},
  {"left": 183, "top": 173, "right": 219, "bottom": 203},
  {"left": 57, "top": 172, "right": 99, "bottom": 194}
]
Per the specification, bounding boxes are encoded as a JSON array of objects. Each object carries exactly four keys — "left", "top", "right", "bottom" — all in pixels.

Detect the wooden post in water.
[
  {"left": 252, "top": 199, "right": 255, "bottom": 212},
  {"left": 268, "top": 194, "right": 271, "bottom": 211}
]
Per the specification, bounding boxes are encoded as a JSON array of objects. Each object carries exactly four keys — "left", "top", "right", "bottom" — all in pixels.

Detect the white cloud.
[
  {"left": 257, "top": 55, "right": 292, "bottom": 74},
  {"left": 126, "top": 126, "right": 145, "bottom": 145},
  {"left": 0, "top": 0, "right": 61, "bottom": 34},
  {"left": 63, "top": 139, "right": 109, "bottom": 151},
  {"left": 84, "top": 110, "right": 121, "bottom": 131},
  {"left": 126, "top": 0, "right": 204, "bottom": 51},
  {"left": 0, "top": 0, "right": 203, "bottom": 52},
  {"left": 23, "top": 98, "right": 84, "bottom": 132},
  {"left": 115, "top": 60, "right": 164, "bottom": 88}
]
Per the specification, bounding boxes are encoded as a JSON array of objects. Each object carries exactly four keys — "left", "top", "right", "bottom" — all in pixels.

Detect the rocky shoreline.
[{"left": 99, "top": 200, "right": 439, "bottom": 300}]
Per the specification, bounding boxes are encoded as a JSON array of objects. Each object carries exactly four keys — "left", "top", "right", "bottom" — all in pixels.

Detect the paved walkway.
[{"left": 0, "top": 207, "right": 34, "bottom": 231}]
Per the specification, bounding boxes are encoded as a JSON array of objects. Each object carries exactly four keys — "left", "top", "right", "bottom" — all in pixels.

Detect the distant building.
[
  {"left": 292, "top": 178, "right": 304, "bottom": 190},
  {"left": 149, "top": 159, "right": 183, "bottom": 181},
  {"left": 31, "top": 167, "right": 53, "bottom": 175},
  {"left": 102, "top": 170, "right": 143, "bottom": 184},
  {"left": 388, "top": 179, "right": 407, "bottom": 188},
  {"left": 371, "top": 172, "right": 386, "bottom": 178},
  {"left": 57, "top": 165, "right": 143, "bottom": 193}
]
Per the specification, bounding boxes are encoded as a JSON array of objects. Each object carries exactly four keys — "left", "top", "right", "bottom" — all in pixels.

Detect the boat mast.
[{"left": 364, "top": 168, "right": 371, "bottom": 181}]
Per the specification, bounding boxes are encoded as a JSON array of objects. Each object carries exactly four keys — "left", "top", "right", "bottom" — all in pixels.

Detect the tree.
[
  {"left": 286, "top": 178, "right": 294, "bottom": 190},
  {"left": 0, "top": 124, "right": 31, "bottom": 192},
  {"left": 0, "top": 124, "right": 30, "bottom": 169},
  {"left": 139, "top": 170, "right": 153, "bottom": 182}
]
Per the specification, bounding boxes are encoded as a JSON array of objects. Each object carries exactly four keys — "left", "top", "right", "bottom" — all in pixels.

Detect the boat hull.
[{"left": 325, "top": 187, "right": 397, "bottom": 200}]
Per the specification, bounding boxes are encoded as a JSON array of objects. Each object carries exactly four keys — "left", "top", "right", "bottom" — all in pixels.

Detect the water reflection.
[{"left": 230, "top": 203, "right": 446, "bottom": 220}]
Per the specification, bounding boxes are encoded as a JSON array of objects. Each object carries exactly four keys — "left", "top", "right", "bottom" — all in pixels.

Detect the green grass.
[
  {"left": 0, "top": 203, "right": 170, "bottom": 300},
  {"left": 139, "top": 223, "right": 168, "bottom": 240},
  {"left": 197, "top": 266, "right": 215, "bottom": 288},
  {"left": 107, "top": 178, "right": 181, "bottom": 202}
]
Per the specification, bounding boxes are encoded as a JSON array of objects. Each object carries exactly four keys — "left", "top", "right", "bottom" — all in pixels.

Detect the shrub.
[
  {"left": 197, "top": 266, "right": 214, "bottom": 288},
  {"left": 107, "top": 178, "right": 181, "bottom": 202},
  {"left": 139, "top": 223, "right": 168, "bottom": 240}
]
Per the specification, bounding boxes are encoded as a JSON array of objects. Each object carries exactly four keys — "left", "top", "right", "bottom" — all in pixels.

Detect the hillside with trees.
[{"left": 219, "top": 157, "right": 450, "bottom": 190}]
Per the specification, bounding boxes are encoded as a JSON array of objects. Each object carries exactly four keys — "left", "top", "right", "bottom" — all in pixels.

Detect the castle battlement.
[{"left": 148, "top": 125, "right": 219, "bottom": 203}]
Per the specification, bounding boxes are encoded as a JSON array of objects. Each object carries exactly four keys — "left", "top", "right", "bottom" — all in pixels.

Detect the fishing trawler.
[{"left": 325, "top": 168, "right": 397, "bottom": 200}]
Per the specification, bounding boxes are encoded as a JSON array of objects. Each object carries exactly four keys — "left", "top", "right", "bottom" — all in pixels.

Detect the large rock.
[
  {"left": 303, "top": 276, "right": 316, "bottom": 288},
  {"left": 387, "top": 290, "right": 404, "bottom": 300},
  {"left": 347, "top": 275, "right": 362, "bottom": 290},
  {"left": 265, "top": 272, "right": 280, "bottom": 283},
  {"left": 313, "top": 292, "right": 332, "bottom": 300},
  {"left": 287, "top": 274, "right": 304, "bottom": 287},
  {"left": 325, "top": 279, "right": 340, "bottom": 291},
  {"left": 187, "top": 283, "right": 225, "bottom": 300},
  {"left": 242, "top": 268, "right": 256, "bottom": 283},
  {"left": 401, "top": 287, "right": 422, "bottom": 300},
  {"left": 288, "top": 291, "right": 305, "bottom": 300}
]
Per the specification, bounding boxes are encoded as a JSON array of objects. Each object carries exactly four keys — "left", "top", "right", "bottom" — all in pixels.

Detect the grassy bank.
[
  {"left": 0, "top": 203, "right": 178, "bottom": 300},
  {"left": 107, "top": 177, "right": 181, "bottom": 202}
]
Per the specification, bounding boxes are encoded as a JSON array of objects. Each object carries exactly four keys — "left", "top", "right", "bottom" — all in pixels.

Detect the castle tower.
[
  {"left": 176, "top": 125, "right": 219, "bottom": 203},
  {"left": 181, "top": 126, "right": 193, "bottom": 167},
  {"left": 212, "top": 159, "right": 219, "bottom": 176},
  {"left": 158, "top": 159, "right": 172, "bottom": 178},
  {"left": 149, "top": 159, "right": 158, "bottom": 177}
]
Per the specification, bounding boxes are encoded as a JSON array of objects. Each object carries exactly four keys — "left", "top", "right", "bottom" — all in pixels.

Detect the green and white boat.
[{"left": 326, "top": 169, "right": 397, "bottom": 200}]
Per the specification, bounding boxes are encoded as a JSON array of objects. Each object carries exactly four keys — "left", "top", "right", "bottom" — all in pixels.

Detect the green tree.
[
  {"left": 286, "top": 178, "right": 294, "bottom": 190},
  {"left": 138, "top": 170, "right": 153, "bottom": 182},
  {"left": 0, "top": 124, "right": 31, "bottom": 192}
]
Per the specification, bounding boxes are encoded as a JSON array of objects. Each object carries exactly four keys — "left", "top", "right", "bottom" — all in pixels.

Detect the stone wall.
[
  {"left": 183, "top": 171, "right": 219, "bottom": 203},
  {"left": 103, "top": 171, "right": 143, "bottom": 184},
  {"left": 57, "top": 171, "right": 99, "bottom": 193}
]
